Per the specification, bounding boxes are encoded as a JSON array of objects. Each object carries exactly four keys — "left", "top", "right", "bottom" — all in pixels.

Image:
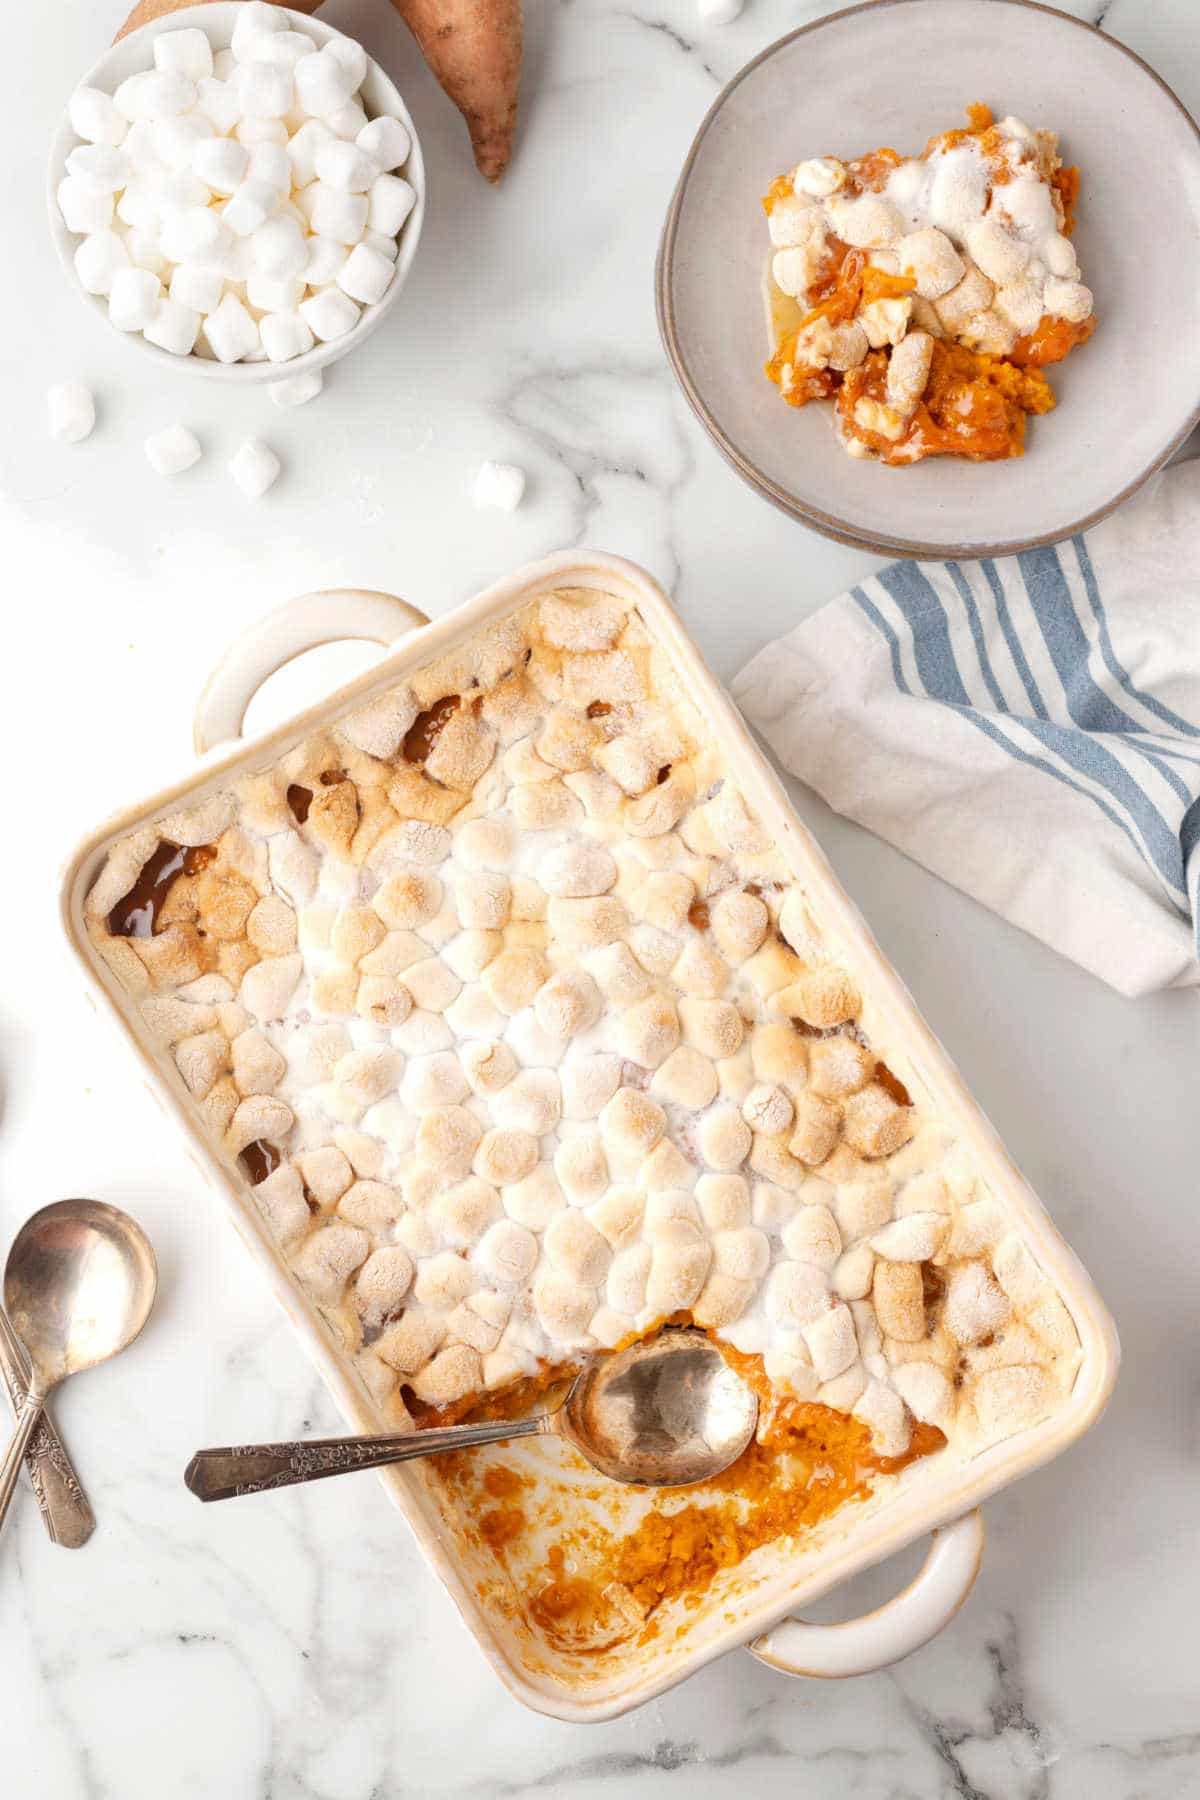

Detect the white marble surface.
[{"left": 4, "top": 0, "right": 1199, "bottom": 1793}]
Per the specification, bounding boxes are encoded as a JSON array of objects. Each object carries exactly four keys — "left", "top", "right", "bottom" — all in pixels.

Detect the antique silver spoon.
[
  {"left": 0, "top": 1201, "right": 157, "bottom": 1536},
  {"left": 185, "top": 1327, "right": 759, "bottom": 1502}
]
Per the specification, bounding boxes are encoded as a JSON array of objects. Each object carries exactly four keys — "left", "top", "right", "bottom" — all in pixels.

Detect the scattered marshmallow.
[
  {"left": 145, "top": 423, "right": 202, "bottom": 475},
  {"left": 229, "top": 437, "right": 281, "bottom": 497},
  {"left": 472, "top": 461, "right": 526, "bottom": 512},
  {"left": 47, "top": 381, "right": 95, "bottom": 443},
  {"left": 699, "top": 0, "right": 744, "bottom": 18},
  {"left": 269, "top": 368, "right": 323, "bottom": 407}
]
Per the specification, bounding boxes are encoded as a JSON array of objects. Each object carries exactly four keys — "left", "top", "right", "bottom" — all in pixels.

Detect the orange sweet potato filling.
[
  {"left": 419, "top": 1326, "right": 945, "bottom": 1650},
  {"left": 761, "top": 104, "right": 1093, "bottom": 463},
  {"left": 839, "top": 341, "right": 1056, "bottom": 464}
]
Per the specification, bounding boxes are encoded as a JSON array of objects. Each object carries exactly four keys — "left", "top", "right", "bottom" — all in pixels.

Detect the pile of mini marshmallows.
[{"left": 57, "top": 3, "right": 416, "bottom": 364}]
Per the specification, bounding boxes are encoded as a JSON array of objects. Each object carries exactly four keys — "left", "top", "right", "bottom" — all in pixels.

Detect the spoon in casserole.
[
  {"left": 185, "top": 1327, "right": 759, "bottom": 1502},
  {"left": 0, "top": 1200, "right": 157, "bottom": 1537}
]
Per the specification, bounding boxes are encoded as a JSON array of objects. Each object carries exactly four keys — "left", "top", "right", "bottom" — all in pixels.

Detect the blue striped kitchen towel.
[{"left": 731, "top": 460, "right": 1200, "bottom": 996}]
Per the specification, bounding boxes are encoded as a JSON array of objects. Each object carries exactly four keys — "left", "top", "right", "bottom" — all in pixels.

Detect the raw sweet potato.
[{"left": 388, "top": 0, "right": 521, "bottom": 183}]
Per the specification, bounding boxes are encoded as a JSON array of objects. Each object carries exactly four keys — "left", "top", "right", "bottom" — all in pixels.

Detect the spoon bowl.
[
  {"left": 4, "top": 1200, "right": 158, "bottom": 1388},
  {"left": 559, "top": 1328, "right": 759, "bottom": 1486},
  {"left": 0, "top": 1200, "right": 157, "bottom": 1539}
]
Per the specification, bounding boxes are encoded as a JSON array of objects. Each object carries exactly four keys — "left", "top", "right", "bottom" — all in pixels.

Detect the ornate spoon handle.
[
  {"left": 0, "top": 1306, "right": 95, "bottom": 1548},
  {"left": 185, "top": 1415, "right": 551, "bottom": 1502}
]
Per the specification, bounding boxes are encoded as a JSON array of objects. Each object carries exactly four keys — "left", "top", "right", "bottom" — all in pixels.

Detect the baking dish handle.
[
  {"left": 194, "top": 589, "right": 432, "bottom": 755},
  {"left": 746, "top": 1509, "right": 984, "bottom": 1680}
]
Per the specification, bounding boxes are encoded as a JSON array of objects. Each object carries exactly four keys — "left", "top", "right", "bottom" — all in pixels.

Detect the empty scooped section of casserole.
[
  {"left": 86, "top": 585, "right": 1081, "bottom": 1480},
  {"left": 762, "top": 105, "right": 1096, "bottom": 462}
]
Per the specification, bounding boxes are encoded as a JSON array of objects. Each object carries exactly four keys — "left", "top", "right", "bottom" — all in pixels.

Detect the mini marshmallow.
[
  {"left": 325, "top": 99, "right": 369, "bottom": 141},
  {"left": 252, "top": 215, "right": 307, "bottom": 278},
  {"left": 143, "top": 298, "right": 201, "bottom": 355},
  {"left": 229, "top": 437, "right": 281, "bottom": 497},
  {"left": 235, "top": 115, "right": 288, "bottom": 147},
  {"left": 154, "top": 27, "right": 214, "bottom": 81},
  {"left": 108, "top": 266, "right": 162, "bottom": 331},
  {"left": 247, "top": 141, "right": 292, "bottom": 194},
  {"left": 74, "top": 229, "right": 129, "bottom": 296},
  {"left": 336, "top": 242, "right": 394, "bottom": 305},
  {"left": 244, "top": 269, "right": 300, "bottom": 311},
  {"left": 169, "top": 263, "right": 224, "bottom": 315},
  {"left": 472, "top": 461, "right": 526, "bottom": 512},
  {"left": 153, "top": 116, "right": 209, "bottom": 174},
  {"left": 287, "top": 119, "right": 337, "bottom": 186},
  {"left": 246, "top": 29, "right": 316, "bottom": 67},
  {"left": 145, "top": 423, "right": 202, "bottom": 476},
  {"left": 294, "top": 47, "right": 359, "bottom": 119},
  {"left": 223, "top": 179, "right": 280, "bottom": 238},
  {"left": 358, "top": 115, "right": 410, "bottom": 171},
  {"left": 259, "top": 310, "right": 315, "bottom": 362},
  {"left": 194, "top": 75, "right": 241, "bottom": 134},
  {"left": 47, "top": 382, "right": 95, "bottom": 444},
  {"left": 233, "top": 61, "right": 293, "bottom": 120},
  {"left": 69, "top": 86, "right": 128, "bottom": 146},
  {"left": 698, "top": 0, "right": 744, "bottom": 19},
  {"left": 66, "top": 143, "right": 129, "bottom": 194},
  {"left": 270, "top": 367, "right": 323, "bottom": 408},
  {"left": 58, "top": 177, "right": 115, "bottom": 235},
  {"left": 231, "top": 0, "right": 287, "bottom": 55},
  {"left": 367, "top": 171, "right": 415, "bottom": 238},
  {"left": 202, "top": 292, "right": 260, "bottom": 363},
  {"left": 315, "top": 139, "right": 378, "bottom": 192},
  {"left": 114, "top": 70, "right": 196, "bottom": 122},
  {"left": 300, "top": 286, "right": 360, "bottom": 341},
  {"left": 326, "top": 34, "right": 369, "bottom": 89},
  {"left": 310, "top": 184, "right": 369, "bottom": 244},
  {"left": 160, "top": 206, "right": 232, "bottom": 267},
  {"left": 303, "top": 234, "right": 349, "bottom": 286}
]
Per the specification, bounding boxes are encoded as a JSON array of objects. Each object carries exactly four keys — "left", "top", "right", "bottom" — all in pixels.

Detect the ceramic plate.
[{"left": 657, "top": 0, "right": 1200, "bottom": 556}]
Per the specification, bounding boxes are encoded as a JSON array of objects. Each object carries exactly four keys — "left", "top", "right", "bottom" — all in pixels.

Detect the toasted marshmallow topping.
[{"left": 90, "top": 585, "right": 1081, "bottom": 1456}]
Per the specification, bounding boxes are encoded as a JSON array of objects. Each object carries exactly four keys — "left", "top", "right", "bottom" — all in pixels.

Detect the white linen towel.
[{"left": 732, "top": 461, "right": 1200, "bottom": 997}]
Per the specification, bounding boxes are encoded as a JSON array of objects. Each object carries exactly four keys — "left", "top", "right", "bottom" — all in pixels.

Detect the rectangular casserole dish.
[{"left": 60, "top": 551, "right": 1118, "bottom": 1719}]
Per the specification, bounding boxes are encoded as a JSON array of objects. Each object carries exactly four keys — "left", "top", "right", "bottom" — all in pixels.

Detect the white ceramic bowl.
[
  {"left": 657, "top": 0, "right": 1200, "bottom": 557},
  {"left": 47, "top": 2, "right": 426, "bottom": 383}
]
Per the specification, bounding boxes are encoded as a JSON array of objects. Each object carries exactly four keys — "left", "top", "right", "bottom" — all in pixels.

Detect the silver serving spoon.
[
  {"left": 185, "top": 1327, "right": 759, "bottom": 1502},
  {"left": 0, "top": 1201, "right": 158, "bottom": 1536}
]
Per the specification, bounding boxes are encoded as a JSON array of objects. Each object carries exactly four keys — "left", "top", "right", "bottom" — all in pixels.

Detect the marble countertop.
[{"left": 5, "top": 0, "right": 1199, "bottom": 1793}]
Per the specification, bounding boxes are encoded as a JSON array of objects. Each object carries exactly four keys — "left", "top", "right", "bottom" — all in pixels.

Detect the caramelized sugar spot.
[
  {"left": 403, "top": 696, "right": 459, "bottom": 764},
  {"left": 286, "top": 784, "right": 313, "bottom": 824},
  {"left": 874, "top": 1061, "right": 912, "bottom": 1107},
  {"left": 240, "top": 1140, "right": 281, "bottom": 1185},
  {"left": 108, "top": 841, "right": 217, "bottom": 939}
]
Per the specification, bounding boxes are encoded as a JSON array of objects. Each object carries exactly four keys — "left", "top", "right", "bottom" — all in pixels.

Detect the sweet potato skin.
[{"left": 389, "top": 0, "right": 521, "bottom": 182}]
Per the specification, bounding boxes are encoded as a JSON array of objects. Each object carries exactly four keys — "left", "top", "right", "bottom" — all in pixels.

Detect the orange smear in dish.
[{"left": 421, "top": 1328, "right": 944, "bottom": 1654}]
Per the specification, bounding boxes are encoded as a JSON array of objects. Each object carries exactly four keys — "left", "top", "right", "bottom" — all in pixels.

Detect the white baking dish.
[{"left": 60, "top": 552, "right": 1118, "bottom": 1719}]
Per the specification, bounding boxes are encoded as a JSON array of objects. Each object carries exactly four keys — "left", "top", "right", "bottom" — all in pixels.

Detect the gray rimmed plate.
[{"left": 657, "top": 0, "right": 1200, "bottom": 558}]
